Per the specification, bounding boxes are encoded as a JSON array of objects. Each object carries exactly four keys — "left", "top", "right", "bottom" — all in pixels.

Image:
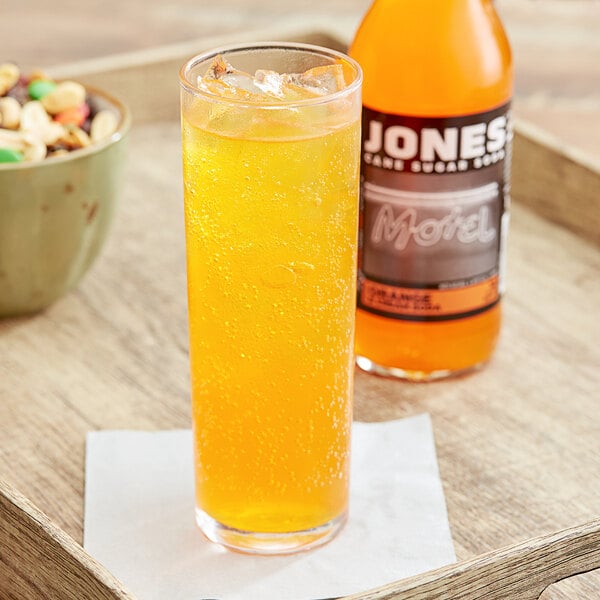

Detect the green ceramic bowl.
[{"left": 0, "top": 88, "right": 130, "bottom": 317}]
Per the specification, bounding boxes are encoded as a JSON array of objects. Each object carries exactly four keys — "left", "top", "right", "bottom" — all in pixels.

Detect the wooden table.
[{"left": 0, "top": 28, "right": 599, "bottom": 600}]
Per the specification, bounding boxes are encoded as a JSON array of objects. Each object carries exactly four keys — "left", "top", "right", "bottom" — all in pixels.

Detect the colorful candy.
[
  {"left": 27, "top": 79, "right": 57, "bottom": 100},
  {"left": 54, "top": 103, "right": 90, "bottom": 127},
  {"left": 0, "top": 64, "right": 120, "bottom": 163},
  {"left": 0, "top": 148, "right": 23, "bottom": 163}
]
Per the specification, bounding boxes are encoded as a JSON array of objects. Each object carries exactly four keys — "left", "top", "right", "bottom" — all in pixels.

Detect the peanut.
[
  {"left": 0, "top": 97, "right": 22, "bottom": 129},
  {"left": 20, "top": 100, "right": 51, "bottom": 131},
  {"left": 41, "top": 81, "right": 86, "bottom": 115},
  {"left": 20, "top": 101, "right": 67, "bottom": 146},
  {"left": 59, "top": 124, "right": 91, "bottom": 149},
  {"left": 0, "top": 128, "right": 26, "bottom": 151},
  {"left": 0, "top": 63, "right": 20, "bottom": 95},
  {"left": 22, "top": 132, "right": 47, "bottom": 161},
  {"left": 90, "top": 110, "right": 118, "bottom": 142}
]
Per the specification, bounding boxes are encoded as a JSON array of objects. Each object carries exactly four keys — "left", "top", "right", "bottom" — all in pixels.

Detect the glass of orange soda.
[{"left": 179, "top": 43, "right": 362, "bottom": 554}]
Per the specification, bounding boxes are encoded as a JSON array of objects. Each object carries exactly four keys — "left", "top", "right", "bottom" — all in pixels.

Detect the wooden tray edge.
[
  {"left": 2, "top": 475, "right": 598, "bottom": 600},
  {"left": 513, "top": 119, "right": 600, "bottom": 246},
  {"left": 0, "top": 478, "right": 136, "bottom": 599},
  {"left": 46, "top": 25, "right": 349, "bottom": 82}
]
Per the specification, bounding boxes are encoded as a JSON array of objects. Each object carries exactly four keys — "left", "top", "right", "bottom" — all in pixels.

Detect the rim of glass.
[{"left": 179, "top": 41, "right": 362, "bottom": 109}]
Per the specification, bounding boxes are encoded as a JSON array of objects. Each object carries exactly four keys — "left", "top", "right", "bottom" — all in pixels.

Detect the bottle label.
[{"left": 358, "top": 103, "right": 512, "bottom": 322}]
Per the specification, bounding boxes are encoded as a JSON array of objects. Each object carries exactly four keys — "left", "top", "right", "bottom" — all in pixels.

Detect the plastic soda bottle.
[{"left": 350, "top": 0, "right": 513, "bottom": 380}]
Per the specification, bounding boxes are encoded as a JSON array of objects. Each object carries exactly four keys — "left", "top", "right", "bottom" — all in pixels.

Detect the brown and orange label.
[
  {"left": 358, "top": 104, "right": 511, "bottom": 322},
  {"left": 360, "top": 275, "right": 499, "bottom": 321}
]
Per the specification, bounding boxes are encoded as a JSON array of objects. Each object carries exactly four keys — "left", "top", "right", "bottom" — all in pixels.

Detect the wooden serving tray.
[{"left": 1, "top": 27, "right": 599, "bottom": 599}]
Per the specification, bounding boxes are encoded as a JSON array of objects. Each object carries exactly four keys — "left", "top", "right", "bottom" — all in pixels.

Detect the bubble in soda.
[{"left": 197, "top": 55, "right": 347, "bottom": 101}]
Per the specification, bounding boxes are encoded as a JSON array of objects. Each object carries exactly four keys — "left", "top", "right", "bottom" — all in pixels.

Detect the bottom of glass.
[
  {"left": 355, "top": 354, "right": 484, "bottom": 382},
  {"left": 195, "top": 508, "right": 347, "bottom": 555}
]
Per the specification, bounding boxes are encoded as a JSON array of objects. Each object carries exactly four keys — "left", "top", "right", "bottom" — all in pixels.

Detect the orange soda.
[
  {"left": 180, "top": 45, "right": 362, "bottom": 553},
  {"left": 350, "top": 0, "right": 513, "bottom": 380}
]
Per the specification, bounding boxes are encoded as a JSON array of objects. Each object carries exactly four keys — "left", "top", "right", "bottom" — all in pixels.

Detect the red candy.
[{"left": 53, "top": 103, "right": 90, "bottom": 127}]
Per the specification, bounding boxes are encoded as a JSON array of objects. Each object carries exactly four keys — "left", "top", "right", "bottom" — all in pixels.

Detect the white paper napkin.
[{"left": 84, "top": 414, "right": 455, "bottom": 600}]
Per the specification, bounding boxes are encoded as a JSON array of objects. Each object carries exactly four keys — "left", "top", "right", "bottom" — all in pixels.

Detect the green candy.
[
  {"left": 28, "top": 79, "right": 57, "bottom": 100},
  {"left": 0, "top": 148, "right": 24, "bottom": 163}
]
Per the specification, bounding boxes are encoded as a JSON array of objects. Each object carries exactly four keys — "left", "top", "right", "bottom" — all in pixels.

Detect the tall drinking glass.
[{"left": 180, "top": 43, "right": 362, "bottom": 554}]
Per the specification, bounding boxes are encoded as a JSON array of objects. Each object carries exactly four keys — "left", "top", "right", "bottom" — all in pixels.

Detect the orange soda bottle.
[{"left": 350, "top": 0, "right": 513, "bottom": 380}]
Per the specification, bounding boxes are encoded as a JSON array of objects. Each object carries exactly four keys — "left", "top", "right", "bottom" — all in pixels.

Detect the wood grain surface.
[
  {"left": 0, "top": 480, "right": 136, "bottom": 600},
  {"left": 1, "top": 28, "right": 599, "bottom": 600},
  {"left": 344, "top": 518, "right": 600, "bottom": 599}
]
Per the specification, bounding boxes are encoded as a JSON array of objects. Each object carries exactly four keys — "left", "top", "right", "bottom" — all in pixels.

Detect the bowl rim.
[{"left": 0, "top": 83, "right": 131, "bottom": 171}]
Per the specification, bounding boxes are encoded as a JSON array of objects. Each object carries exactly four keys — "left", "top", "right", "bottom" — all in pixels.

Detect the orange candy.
[{"left": 54, "top": 103, "right": 90, "bottom": 126}]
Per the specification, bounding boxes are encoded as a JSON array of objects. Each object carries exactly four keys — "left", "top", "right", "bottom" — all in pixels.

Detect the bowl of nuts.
[{"left": 0, "top": 63, "right": 130, "bottom": 317}]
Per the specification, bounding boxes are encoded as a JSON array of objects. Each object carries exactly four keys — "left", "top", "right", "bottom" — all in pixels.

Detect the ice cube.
[
  {"left": 277, "top": 78, "right": 322, "bottom": 101},
  {"left": 221, "top": 72, "right": 263, "bottom": 94},
  {"left": 197, "top": 57, "right": 347, "bottom": 103},
  {"left": 287, "top": 64, "right": 346, "bottom": 95},
  {"left": 276, "top": 64, "right": 347, "bottom": 101},
  {"left": 204, "top": 55, "right": 232, "bottom": 79},
  {"left": 253, "top": 70, "right": 285, "bottom": 99},
  {"left": 198, "top": 55, "right": 264, "bottom": 100}
]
